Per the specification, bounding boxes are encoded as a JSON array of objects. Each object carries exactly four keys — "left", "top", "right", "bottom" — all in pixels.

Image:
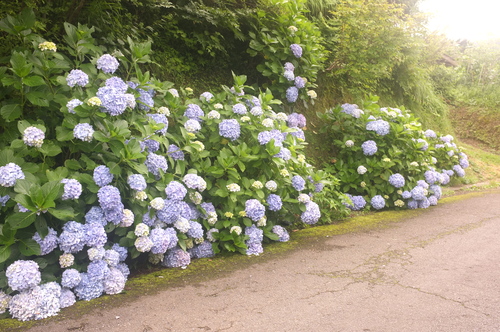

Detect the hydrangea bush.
[
  {"left": 318, "top": 96, "right": 469, "bottom": 211},
  {"left": 0, "top": 11, "right": 329, "bottom": 321}
]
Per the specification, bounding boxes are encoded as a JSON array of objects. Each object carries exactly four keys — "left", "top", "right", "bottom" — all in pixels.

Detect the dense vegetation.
[{"left": 0, "top": 0, "right": 498, "bottom": 323}]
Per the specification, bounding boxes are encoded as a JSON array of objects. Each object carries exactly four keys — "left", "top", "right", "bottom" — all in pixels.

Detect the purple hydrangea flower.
[
  {"left": 290, "top": 128, "right": 305, "bottom": 141},
  {"left": 59, "top": 221, "right": 86, "bottom": 253},
  {"left": 103, "top": 267, "right": 126, "bottom": 295},
  {"left": 66, "top": 69, "right": 89, "bottom": 87},
  {"left": 290, "top": 44, "right": 303, "bottom": 58},
  {"left": 366, "top": 120, "right": 390, "bottom": 136},
  {"left": 274, "top": 147, "right": 292, "bottom": 161},
  {"left": 370, "top": 195, "right": 385, "bottom": 210},
  {"left": 105, "top": 76, "right": 128, "bottom": 92},
  {"left": 286, "top": 86, "right": 299, "bottom": 103},
  {"left": 87, "top": 260, "right": 110, "bottom": 281},
  {"left": 294, "top": 76, "right": 306, "bottom": 88},
  {"left": 84, "top": 223, "right": 107, "bottom": 248},
  {"left": 388, "top": 173, "right": 405, "bottom": 188},
  {"left": 424, "top": 129, "right": 437, "bottom": 138},
  {"left": 424, "top": 170, "right": 438, "bottom": 185},
  {"left": 291, "top": 175, "right": 306, "bottom": 191},
  {"left": 184, "top": 119, "right": 201, "bottom": 133},
  {"left": 418, "top": 197, "right": 431, "bottom": 209},
  {"left": 301, "top": 201, "right": 321, "bottom": 224},
  {"left": 112, "top": 243, "right": 128, "bottom": 262},
  {"left": 97, "top": 185, "right": 124, "bottom": 225},
  {"left": 245, "top": 199, "right": 266, "bottom": 222},
  {"left": 284, "top": 62, "right": 295, "bottom": 71},
  {"left": 61, "top": 269, "right": 81, "bottom": 289},
  {"left": 416, "top": 138, "right": 429, "bottom": 151},
  {"left": 165, "top": 181, "right": 187, "bottom": 201},
  {"left": 287, "top": 113, "right": 307, "bottom": 128},
  {"left": 402, "top": 190, "right": 412, "bottom": 199},
  {"left": 410, "top": 186, "right": 426, "bottom": 201},
  {"left": 96, "top": 86, "right": 134, "bottom": 116},
  {"left": 93, "top": 165, "right": 113, "bottom": 187},
  {"left": 127, "top": 174, "right": 147, "bottom": 191},
  {"left": 162, "top": 247, "right": 191, "bottom": 268},
  {"left": 85, "top": 206, "right": 106, "bottom": 226},
  {"left": 266, "top": 194, "right": 282, "bottom": 211},
  {"left": 184, "top": 104, "right": 204, "bottom": 121},
  {"left": 0, "top": 163, "right": 24, "bottom": 187},
  {"left": 97, "top": 54, "right": 119, "bottom": 74},
  {"left": 73, "top": 123, "right": 94, "bottom": 142},
  {"left": 250, "top": 106, "right": 263, "bottom": 116},
  {"left": 187, "top": 221, "right": 204, "bottom": 238},
  {"left": 344, "top": 194, "right": 366, "bottom": 211},
  {"left": 232, "top": 103, "right": 247, "bottom": 115},
  {"left": 182, "top": 174, "right": 206, "bottom": 191},
  {"left": 6, "top": 260, "right": 41, "bottom": 291},
  {"left": 9, "top": 283, "right": 61, "bottom": 321},
  {"left": 453, "top": 164, "right": 465, "bottom": 177},
  {"left": 32, "top": 227, "right": 58, "bottom": 255},
  {"left": 60, "top": 288, "right": 76, "bottom": 309},
  {"left": 67, "top": 99, "right": 83, "bottom": 114},
  {"left": 361, "top": 140, "right": 378, "bottom": 156},
  {"left": 258, "top": 129, "right": 285, "bottom": 146},
  {"left": 61, "top": 178, "right": 82, "bottom": 200},
  {"left": 74, "top": 272, "right": 103, "bottom": 301},
  {"left": 428, "top": 196, "right": 438, "bottom": 206},
  {"left": 219, "top": 119, "right": 241, "bottom": 141},
  {"left": 200, "top": 91, "right": 214, "bottom": 102},
  {"left": 284, "top": 70, "right": 295, "bottom": 81},
  {"left": 188, "top": 242, "right": 214, "bottom": 259},
  {"left": 145, "top": 153, "right": 168, "bottom": 178},
  {"left": 168, "top": 144, "right": 185, "bottom": 160},
  {"left": 272, "top": 225, "right": 290, "bottom": 242},
  {"left": 128, "top": 82, "right": 155, "bottom": 111},
  {"left": 23, "top": 126, "right": 45, "bottom": 148}
]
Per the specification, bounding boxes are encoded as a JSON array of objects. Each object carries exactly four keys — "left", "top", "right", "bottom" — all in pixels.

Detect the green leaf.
[
  {"left": 41, "top": 181, "right": 63, "bottom": 206},
  {"left": 14, "top": 194, "right": 36, "bottom": 211},
  {"left": 7, "top": 212, "right": 36, "bottom": 229},
  {"left": 48, "top": 207, "right": 75, "bottom": 221},
  {"left": 26, "top": 91, "right": 50, "bottom": 106},
  {"left": 0, "top": 246, "right": 12, "bottom": 263},
  {"left": 38, "top": 142, "right": 62, "bottom": 157},
  {"left": 56, "top": 126, "right": 74, "bottom": 141},
  {"left": 10, "top": 51, "right": 32, "bottom": 77},
  {"left": 93, "top": 131, "right": 110, "bottom": 142},
  {"left": 23, "top": 75, "right": 45, "bottom": 87},
  {"left": 1, "top": 104, "right": 21, "bottom": 122},
  {"left": 19, "top": 238, "right": 41, "bottom": 256},
  {"left": 65, "top": 159, "right": 81, "bottom": 170}
]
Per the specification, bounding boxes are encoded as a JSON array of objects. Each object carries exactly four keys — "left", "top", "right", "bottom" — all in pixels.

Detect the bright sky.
[{"left": 418, "top": 0, "right": 500, "bottom": 41}]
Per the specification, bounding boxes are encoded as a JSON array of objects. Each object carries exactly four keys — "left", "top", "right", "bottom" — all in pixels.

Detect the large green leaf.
[
  {"left": 1, "top": 104, "right": 22, "bottom": 122},
  {"left": 19, "top": 238, "right": 41, "bottom": 256},
  {"left": 0, "top": 246, "right": 12, "bottom": 263},
  {"left": 7, "top": 212, "right": 36, "bottom": 230},
  {"left": 22, "top": 75, "right": 46, "bottom": 87}
]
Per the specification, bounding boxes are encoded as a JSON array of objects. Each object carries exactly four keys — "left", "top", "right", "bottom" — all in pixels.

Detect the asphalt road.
[{"left": 19, "top": 190, "right": 500, "bottom": 332}]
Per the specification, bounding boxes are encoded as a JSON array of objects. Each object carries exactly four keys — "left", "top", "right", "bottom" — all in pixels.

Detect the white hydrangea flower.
[
  {"left": 262, "top": 118, "right": 274, "bottom": 128},
  {"left": 297, "top": 193, "right": 310, "bottom": 203},
  {"left": 252, "top": 181, "right": 263, "bottom": 189},
  {"left": 345, "top": 140, "right": 354, "bottom": 147},
  {"left": 120, "top": 209, "right": 134, "bottom": 227},
  {"left": 59, "top": 253, "right": 74, "bottom": 268},
  {"left": 134, "top": 223, "right": 150, "bottom": 237},
  {"left": 230, "top": 226, "right": 242, "bottom": 235},
  {"left": 357, "top": 166, "right": 367, "bottom": 175},
  {"left": 207, "top": 110, "right": 220, "bottom": 119},
  {"left": 157, "top": 106, "right": 170, "bottom": 115},
  {"left": 226, "top": 183, "right": 241, "bottom": 192},
  {"left": 150, "top": 197, "right": 165, "bottom": 210}
]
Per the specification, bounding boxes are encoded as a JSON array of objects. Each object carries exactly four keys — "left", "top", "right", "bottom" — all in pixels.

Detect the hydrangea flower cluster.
[
  {"left": 96, "top": 54, "right": 119, "bottom": 74},
  {"left": 219, "top": 119, "right": 241, "bottom": 141},
  {"left": 66, "top": 69, "right": 89, "bottom": 87},
  {"left": 0, "top": 163, "right": 25, "bottom": 187},
  {"left": 23, "top": 126, "right": 45, "bottom": 148},
  {"left": 73, "top": 123, "right": 94, "bottom": 142}
]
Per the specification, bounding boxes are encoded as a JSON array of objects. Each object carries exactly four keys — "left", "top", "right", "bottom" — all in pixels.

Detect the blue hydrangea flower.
[
  {"left": 219, "top": 119, "right": 241, "bottom": 141},
  {"left": 104, "top": 249, "right": 120, "bottom": 267},
  {"left": 266, "top": 194, "right": 282, "bottom": 211},
  {"left": 424, "top": 170, "right": 438, "bottom": 185},
  {"left": 146, "top": 113, "right": 168, "bottom": 135},
  {"left": 401, "top": 190, "right": 411, "bottom": 199},
  {"left": 290, "top": 128, "right": 305, "bottom": 141},
  {"left": 162, "top": 247, "right": 191, "bottom": 268},
  {"left": 73, "top": 123, "right": 94, "bottom": 142},
  {"left": 97, "top": 185, "right": 124, "bottom": 225},
  {"left": 370, "top": 195, "right": 385, "bottom": 210},
  {"left": 157, "top": 199, "right": 182, "bottom": 224},
  {"left": 87, "top": 260, "right": 110, "bottom": 282},
  {"left": 344, "top": 194, "right": 366, "bottom": 211},
  {"left": 200, "top": 91, "right": 214, "bottom": 102},
  {"left": 0, "top": 194, "right": 10, "bottom": 206},
  {"left": 284, "top": 70, "right": 295, "bottom": 81},
  {"left": 418, "top": 197, "right": 431, "bottom": 209},
  {"left": 9, "top": 283, "right": 61, "bottom": 321},
  {"left": 61, "top": 178, "right": 82, "bottom": 200},
  {"left": 287, "top": 113, "right": 307, "bottom": 128},
  {"left": 290, "top": 44, "right": 303, "bottom": 58},
  {"left": 97, "top": 54, "right": 119, "bottom": 74},
  {"left": 388, "top": 173, "right": 405, "bottom": 188},
  {"left": 453, "top": 165, "right": 465, "bottom": 177},
  {"left": 301, "top": 201, "right": 321, "bottom": 224},
  {"left": 314, "top": 182, "right": 325, "bottom": 193},
  {"left": 59, "top": 221, "right": 86, "bottom": 253},
  {"left": 274, "top": 147, "right": 292, "bottom": 161},
  {"left": 23, "top": 126, "right": 45, "bottom": 148},
  {"left": 96, "top": 86, "right": 135, "bottom": 116},
  {"left": 232, "top": 103, "right": 247, "bottom": 115},
  {"left": 416, "top": 138, "right": 429, "bottom": 151},
  {"left": 245, "top": 199, "right": 266, "bottom": 222},
  {"left": 188, "top": 242, "right": 214, "bottom": 259},
  {"left": 294, "top": 76, "right": 306, "bottom": 88},
  {"left": 361, "top": 140, "right": 378, "bottom": 156},
  {"left": 61, "top": 269, "right": 81, "bottom": 289},
  {"left": 66, "top": 69, "right": 89, "bottom": 87},
  {"left": 84, "top": 223, "right": 107, "bottom": 248},
  {"left": 150, "top": 227, "right": 178, "bottom": 254},
  {"left": 258, "top": 130, "right": 285, "bottom": 146},
  {"left": 428, "top": 196, "right": 438, "bottom": 206},
  {"left": 145, "top": 153, "right": 168, "bottom": 178},
  {"left": 74, "top": 272, "right": 103, "bottom": 301},
  {"left": 182, "top": 174, "right": 206, "bottom": 191},
  {"left": 103, "top": 267, "right": 126, "bottom": 295},
  {"left": 6, "top": 260, "right": 41, "bottom": 291},
  {"left": 459, "top": 157, "right": 469, "bottom": 169},
  {"left": 105, "top": 76, "right": 128, "bottom": 92},
  {"left": 272, "top": 225, "right": 290, "bottom": 242},
  {"left": 128, "top": 82, "right": 155, "bottom": 111},
  {"left": 187, "top": 221, "right": 204, "bottom": 239},
  {"left": 167, "top": 144, "right": 185, "bottom": 160},
  {"left": 429, "top": 184, "right": 442, "bottom": 200},
  {"left": 127, "top": 174, "right": 147, "bottom": 191},
  {"left": 245, "top": 225, "right": 264, "bottom": 256},
  {"left": 417, "top": 180, "right": 429, "bottom": 189},
  {"left": 284, "top": 62, "right": 295, "bottom": 71},
  {"left": 184, "top": 104, "right": 204, "bottom": 121},
  {"left": 93, "top": 165, "right": 113, "bottom": 187},
  {"left": 291, "top": 175, "right": 306, "bottom": 191},
  {"left": 60, "top": 288, "right": 76, "bottom": 309},
  {"left": 67, "top": 99, "right": 83, "bottom": 114},
  {"left": 32, "top": 227, "right": 58, "bottom": 255},
  {"left": 250, "top": 106, "right": 263, "bottom": 116},
  {"left": 85, "top": 206, "right": 106, "bottom": 226},
  {"left": 246, "top": 241, "right": 264, "bottom": 256},
  {"left": 366, "top": 120, "right": 390, "bottom": 136},
  {"left": 112, "top": 243, "right": 128, "bottom": 262},
  {"left": 286, "top": 86, "right": 299, "bottom": 103},
  {"left": 410, "top": 186, "right": 426, "bottom": 201},
  {"left": 424, "top": 129, "right": 437, "bottom": 138},
  {"left": 184, "top": 119, "right": 201, "bottom": 133},
  {"left": 165, "top": 181, "right": 187, "bottom": 201}
]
